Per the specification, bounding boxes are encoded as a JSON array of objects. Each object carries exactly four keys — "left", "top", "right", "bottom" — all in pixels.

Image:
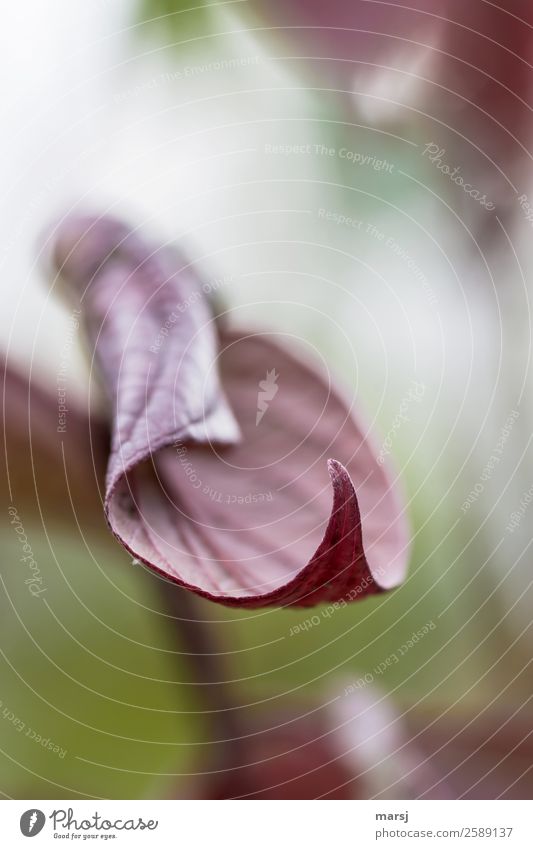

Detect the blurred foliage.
[
  {"left": 0, "top": 527, "right": 199, "bottom": 799},
  {"left": 137, "top": 0, "right": 213, "bottom": 42},
  {"left": 3, "top": 0, "right": 530, "bottom": 801},
  {"left": 0, "top": 502, "right": 526, "bottom": 798}
]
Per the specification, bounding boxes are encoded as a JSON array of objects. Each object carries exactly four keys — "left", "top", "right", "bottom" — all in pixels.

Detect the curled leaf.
[{"left": 51, "top": 214, "right": 409, "bottom": 607}]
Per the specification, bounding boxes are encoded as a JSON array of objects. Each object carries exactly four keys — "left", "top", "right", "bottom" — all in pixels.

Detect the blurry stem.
[{"left": 159, "top": 581, "right": 247, "bottom": 782}]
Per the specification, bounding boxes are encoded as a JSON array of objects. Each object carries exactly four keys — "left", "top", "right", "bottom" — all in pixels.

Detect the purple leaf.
[{"left": 51, "top": 214, "right": 409, "bottom": 608}]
